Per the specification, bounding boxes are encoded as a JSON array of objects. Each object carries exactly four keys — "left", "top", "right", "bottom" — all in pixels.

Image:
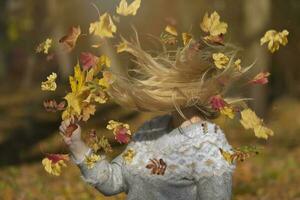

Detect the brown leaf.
[
  {"left": 43, "top": 100, "right": 65, "bottom": 112},
  {"left": 59, "top": 26, "right": 81, "bottom": 52}
]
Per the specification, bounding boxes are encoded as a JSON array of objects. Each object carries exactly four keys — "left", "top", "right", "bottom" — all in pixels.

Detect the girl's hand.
[
  {"left": 59, "top": 119, "right": 82, "bottom": 146},
  {"left": 59, "top": 119, "right": 90, "bottom": 162}
]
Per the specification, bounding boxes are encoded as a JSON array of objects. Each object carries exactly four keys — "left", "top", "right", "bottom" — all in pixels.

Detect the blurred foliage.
[{"left": 1, "top": 0, "right": 300, "bottom": 199}]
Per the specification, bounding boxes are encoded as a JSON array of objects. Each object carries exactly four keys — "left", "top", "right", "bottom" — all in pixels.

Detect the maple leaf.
[
  {"left": 115, "top": 127, "right": 131, "bottom": 144},
  {"left": 59, "top": 26, "right": 81, "bottom": 52},
  {"left": 36, "top": 38, "right": 52, "bottom": 54},
  {"left": 210, "top": 95, "right": 227, "bottom": 111},
  {"left": 116, "top": 0, "right": 141, "bottom": 16},
  {"left": 80, "top": 52, "right": 98, "bottom": 70},
  {"left": 89, "top": 13, "right": 117, "bottom": 38},
  {"left": 98, "top": 71, "right": 114, "bottom": 90}
]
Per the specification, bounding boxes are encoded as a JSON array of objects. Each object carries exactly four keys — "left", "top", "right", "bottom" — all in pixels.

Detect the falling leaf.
[
  {"left": 82, "top": 104, "right": 96, "bottom": 121},
  {"left": 220, "top": 147, "right": 260, "bottom": 164},
  {"left": 160, "top": 32, "right": 177, "bottom": 45},
  {"left": 240, "top": 108, "right": 273, "bottom": 139},
  {"left": 80, "top": 52, "right": 98, "bottom": 70},
  {"left": 122, "top": 148, "right": 135, "bottom": 164},
  {"left": 165, "top": 25, "right": 178, "bottom": 36},
  {"left": 59, "top": 26, "right": 81, "bottom": 52},
  {"left": 234, "top": 59, "right": 242, "bottom": 72},
  {"left": 203, "top": 34, "right": 225, "bottom": 45},
  {"left": 42, "top": 154, "right": 69, "bottom": 176},
  {"left": 85, "top": 153, "right": 101, "bottom": 169},
  {"left": 116, "top": 0, "right": 141, "bottom": 16},
  {"left": 212, "top": 53, "right": 229, "bottom": 69},
  {"left": 182, "top": 32, "right": 192, "bottom": 46},
  {"left": 220, "top": 106, "right": 235, "bottom": 119},
  {"left": 89, "top": 13, "right": 117, "bottom": 38},
  {"left": 107, "top": 120, "right": 131, "bottom": 144},
  {"left": 98, "top": 71, "right": 114, "bottom": 89},
  {"left": 260, "top": 29, "right": 289, "bottom": 53},
  {"left": 41, "top": 72, "right": 57, "bottom": 91},
  {"left": 36, "top": 38, "right": 52, "bottom": 54},
  {"left": 43, "top": 100, "right": 65, "bottom": 112},
  {"left": 210, "top": 95, "right": 227, "bottom": 111},
  {"left": 200, "top": 11, "right": 228, "bottom": 37},
  {"left": 249, "top": 72, "right": 270, "bottom": 85},
  {"left": 99, "top": 55, "right": 111, "bottom": 68}
]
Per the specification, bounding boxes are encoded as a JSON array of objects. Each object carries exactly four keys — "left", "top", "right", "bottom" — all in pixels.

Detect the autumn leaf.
[
  {"left": 220, "top": 106, "right": 235, "bottom": 119},
  {"left": 212, "top": 53, "right": 229, "bottom": 69},
  {"left": 42, "top": 154, "right": 69, "bottom": 176},
  {"left": 82, "top": 104, "right": 96, "bottom": 121},
  {"left": 36, "top": 38, "right": 52, "bottom": 54},
  {"left": 80, "top": 52, "right": 98, "bottom": 70},
  {"left": 116, "top": 0, "right": 141, "bottom": 16},
  {"left": 98, "top": 55, "right": 111, "bottom": 68},
  {"left": 249, "top": 72, "right": 270, "bottom": 85},
  {"left": 89, "top": 13, "right": 117, "bottom": 38},
  {"left": 122, "top": 148, "right": 135, "bottom": 164},
  {"left": 98, "top": 71, "right": 114, "bottom": 89},
  {"left": 200, "top": 11, "right": 228, "bottom": 37},
  {"left": 41, "top": 72, "right": 57, "bottom": 91},
  {"left": 116, "top": 42, "right": 128, "bottom": 53},
  {"left": 59, "top": 26, "right": 81, "bottom": 52},
  {"left": 210, "top": 95, "right": 227, "bottom": 111},
  {"left": 261, "top": 29, "right": 289, "bottom": 53},
  {"left": 234, "top": 59, "right": 242, "bottom": 72},
  {"left": 107, "top": 120, "right": 131, "bottom": 144},
  {"left": 240, "top": 108, "right": 274, "bottom": 139},
  {"left": 85, "top": 153, "right": 101, "bottom": 169},
  {"left": 165, "top": 25, "right": 178, "bottom": 36},
  {"left": 182, "top": 32, "right": 192, "bottom": 46},
  {"left": 43, "top": 100, "right": 65, "bottom": 112}
]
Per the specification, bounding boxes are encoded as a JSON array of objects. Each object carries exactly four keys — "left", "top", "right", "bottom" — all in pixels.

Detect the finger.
[{"left": 59, "top": 125, "right": 66, "bottom": 134}]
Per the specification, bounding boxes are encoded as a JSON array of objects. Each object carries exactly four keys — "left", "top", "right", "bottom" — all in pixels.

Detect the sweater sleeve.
[{"left": 74, "top": 149, "right": 127, "bottom": 196}]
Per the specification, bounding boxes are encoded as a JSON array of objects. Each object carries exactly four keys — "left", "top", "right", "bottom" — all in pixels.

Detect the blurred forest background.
[{"left": 1, "top": 0, "right": 300, "bottom": 199}]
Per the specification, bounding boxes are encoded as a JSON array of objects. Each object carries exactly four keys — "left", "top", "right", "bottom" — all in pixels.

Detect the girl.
[{"left": 59, "top": 38, "right": 238, "bottom": 200}]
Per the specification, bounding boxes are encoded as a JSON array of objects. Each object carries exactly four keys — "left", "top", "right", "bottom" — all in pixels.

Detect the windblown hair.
[{"left": 107, "top": 35, "right": 249, "bottom": 120}]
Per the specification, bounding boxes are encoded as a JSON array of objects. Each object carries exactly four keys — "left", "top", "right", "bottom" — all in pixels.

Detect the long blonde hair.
[{"left": 107, "top": 34, "right": 248, "bottom": 120}]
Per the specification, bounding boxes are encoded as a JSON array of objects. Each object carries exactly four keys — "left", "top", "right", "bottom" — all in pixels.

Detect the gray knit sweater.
[{"left": 74, "top": 114, "right": 235, "bottom": 200}]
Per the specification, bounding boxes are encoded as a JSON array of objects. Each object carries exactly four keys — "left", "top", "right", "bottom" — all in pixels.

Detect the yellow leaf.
[
  {"left": 240, "top": 108, "right": 274, "bottom": 139},
  {"left": 254, "top": 125, "right": 274, "bottom": 139},
  {"left": 260, "top": 29, "right": 289, "bottom": 53},
  {"left": 69, "top": 63, "right": 86, "bottom": 94},
  {"left": 212, "top": 53, "right": 229, "bottom": 69},
  {"left": 116, "top": 0, "right": 141, "bottom": 16},
  {"left": 64, "top": 93, "right": 82, "bottom": 116},
  {"left": 98, "top": 71, "right": 114, "bottom": 89},
  {"left": 200, "top": 11, "right": 228, "bottom": 36},
  {"left": 122, "top": 148, "right": 135, "bottom": 164},
  {"left": 219, "top": 148, "right": 233, "bottom": 164},
  {"left": 182, "top": 32, "right": 192, "bottom": 46},
  {"left": 220, "top": 106, "right": 235, "bottom": 119},
  {"left": 42, "top": 155, "right": 68, "bottom": 176},
  {"left": 36, "top": 38, "right": 52, "bottom": 54},
  {"left": 82, "top": 104, "right": 96, "bottom": 121},
  {"left": 41, "top": 72, "right": 57, "bottom": 91},
  {"left": 99, "top": 55, "right": 111, "bottom": 68},
  {"left": 234, "top": 59, "right": 242, "bottom": 72},
  {"left": 240, "top": 109, "right": 262, "bottom": 130},
  {"left": 89, "top": 13, "right": 117, "bottom": 38},
  {"left": 165, "top": 25, "right": 178, "bottom": 36},
  {"left": 85, "top": 153, "right": 101, "bottom": 169}
]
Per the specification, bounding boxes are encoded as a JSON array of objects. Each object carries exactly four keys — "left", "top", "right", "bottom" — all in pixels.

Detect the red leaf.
[
  {"left": 249, "top": 72, "right": 270, "bottom": 85},
  {"left": 80, "top": 52, "right": 98, "bottom": 70},
  {"left": 59, "top": 26, "right": 81, "bottom": 52},
  {"left": 115, "top": 127, "right": 131, "bottom": 144},
  {"left": 210, "top": 95, "right": 226, "bottom": 111},
  {"left": 46, "top": 153, "right": 69, "bottom": 164}
]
